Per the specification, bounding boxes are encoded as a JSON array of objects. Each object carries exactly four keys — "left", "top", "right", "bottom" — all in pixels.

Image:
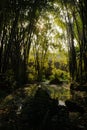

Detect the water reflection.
[{"left": 46, "top": 84, "right": 71, "bottom": 101}]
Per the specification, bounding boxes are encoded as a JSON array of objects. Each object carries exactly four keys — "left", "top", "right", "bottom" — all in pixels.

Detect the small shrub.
[
  {"left": 28, "top": 73, "right": 35, "bottom": 82},
  {"left": 49, "top": 68, "right": 70, "bottom": 84}
]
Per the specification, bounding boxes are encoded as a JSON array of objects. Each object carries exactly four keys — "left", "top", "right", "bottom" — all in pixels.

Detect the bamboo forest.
[{"left": 0, "top": 0, "right": 87, "bottom": 130}]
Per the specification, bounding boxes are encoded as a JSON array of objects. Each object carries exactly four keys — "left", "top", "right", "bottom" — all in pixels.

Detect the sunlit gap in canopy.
[{"left": 29, "top": 5, "right": 69, "bottom": 55}]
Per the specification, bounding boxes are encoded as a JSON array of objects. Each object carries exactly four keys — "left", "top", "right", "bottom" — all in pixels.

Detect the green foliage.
[
  {"left": 28, "top": 73, "right": 35, "bottom": 82},
  {"left": 50, "top": 68, "right": 70, "bottom": 83},
  {"left": 28, "top": 66, "right": 37, "bottom": 82}
]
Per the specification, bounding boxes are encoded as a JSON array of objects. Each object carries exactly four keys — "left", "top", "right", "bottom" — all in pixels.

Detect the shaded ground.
[{"left": 0, "top": 83, "right": 87, "bottom": 130}]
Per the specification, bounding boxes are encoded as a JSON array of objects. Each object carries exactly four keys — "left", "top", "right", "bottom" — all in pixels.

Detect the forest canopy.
[{"left": 0, "top": 0, "right": 87, "bottom": 86}]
